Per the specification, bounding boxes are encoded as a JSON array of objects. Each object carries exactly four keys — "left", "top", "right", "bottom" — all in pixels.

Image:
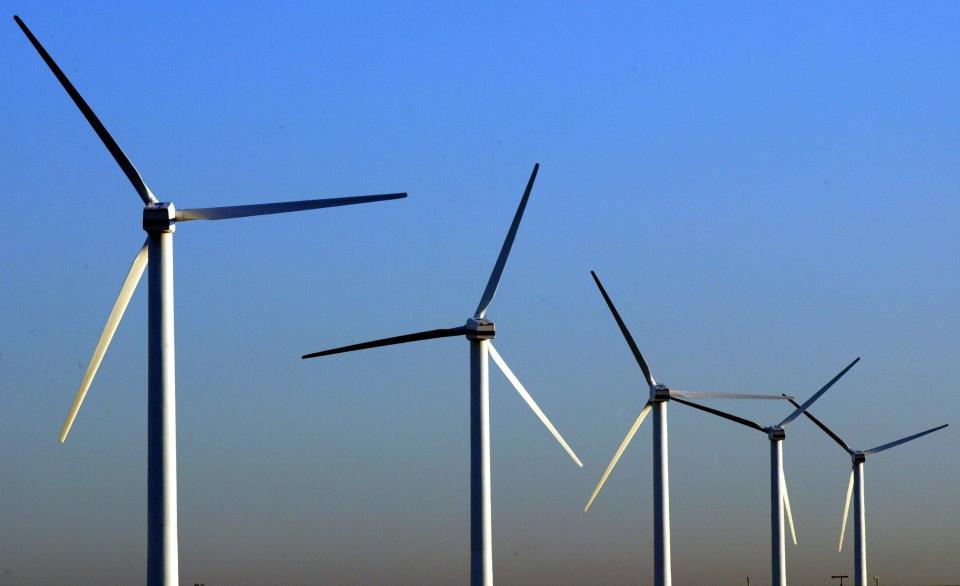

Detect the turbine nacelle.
[
  {"left": 465, "top": 317, "right": 495, "bottom": 341},
  {"left": 767, "top": 427, "right": 786, "bottom": 441},
  {"left": 852, "top": 451, "right": 866, "bottom": 463},
  {"left": 143, "top": 203, "right": 177, "bottom": 232},
  {"left": 650, "top": 384, "right": 671, "bottom": 403}
]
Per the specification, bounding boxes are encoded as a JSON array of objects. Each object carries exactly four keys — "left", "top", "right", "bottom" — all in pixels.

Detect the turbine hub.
[
  {"left": 465, "top": 317, "right": 495, "bottom": 341},
  {"left": 143, "top": 202, "right": 176, "bottom": 233},
  {"left": 768, "top": 427, "right": 786, "bottom": 441},
  {"left": 853, "top": 451, "right": 866, "bottom": 463},
  {"left": 650, "top": 384, "right": 671, "bottom": 403}
]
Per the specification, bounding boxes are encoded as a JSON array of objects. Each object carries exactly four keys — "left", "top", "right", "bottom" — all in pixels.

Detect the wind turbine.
[
  {"left": 671, "top": 357, "right": 861, "bottom": 586},
  {"left": 302, "top": 163, "right": 582, "bottom": 586},
  {"left": 583, "top": 271, "right": 797, "bottom": 586},
  {"left": 787, "top": 398, "right": 948, "bottom": 586},
  {"left": 15, "top": 16, "right": 406, "bottom": 586}
]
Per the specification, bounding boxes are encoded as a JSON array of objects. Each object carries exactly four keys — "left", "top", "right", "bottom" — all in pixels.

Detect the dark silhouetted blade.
[
  {"left": 14, "top": 16, "right": 157, "bottom": 205},
  {"left": 778, "top": 357, "right": 860, "bottom": 428},
  {"left": 863, "top": 423, "right": 949, "bottom": 456},
  {"left": 590, "top": 271, "right": 654, "bottom": 386},
  {"left": 786, "top": 396, "right": 852, "bottom": 453},
  {"left": 176, "top": 193, "right": 407, "bottom": 222},
  {"left": 672, "top": 397, "right": 766, "bottom": 433},
  {"left": 474, "top": 163, "right": 539, "bottom": 319},
  {"left": 302, "top": 326, "right": 469, "bottom": 359}
]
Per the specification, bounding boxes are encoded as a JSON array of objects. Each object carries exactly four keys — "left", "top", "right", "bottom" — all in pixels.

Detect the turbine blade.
[
  {"left": 839, "top": 468, "right": 854, "bottom": 552},
  {"left": 777, "top": 357, "right": 860, "bottom": 428},
  {"left": 786, "top": 396, "right": 852, "bottom": 453},
  {"left": 671, "top": 397, "right": 766, "bottom": 433},
  {"left": 14, "top": 16, "right": 157, "bottom": 205},
  {"left": 782, "top": 468, "right": 798, "bottom": 545},
  {"left": 302, "top": 326, "right": 468, "bottom": 359},
  {"left": 474, "top": 163, "right": 539, "bottom": 319},
  {"left": 862, "top": 423, "right": 949, "bottom": 456},
  {"left": 488, "top": 344, "right": 582, "bottom": 467},
  {"left": 176, "top": 193, "right": 407, "bottom": 222},
  {"left": 60, "top": 240, "right": 148, "bottom": 443},
  {"left": 589, "top": 271, "right": 654, "bottom": 386},
  {"left": 669, "top": 390, "right": 794, "bottom": 400},
  {"left": 584, "top": 403, "right": 652, "bottom": 512}
]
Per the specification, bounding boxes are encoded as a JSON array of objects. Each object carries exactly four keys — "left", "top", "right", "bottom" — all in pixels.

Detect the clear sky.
[{"left": 2, "top": 1, "right": 958, "bottom": 584}]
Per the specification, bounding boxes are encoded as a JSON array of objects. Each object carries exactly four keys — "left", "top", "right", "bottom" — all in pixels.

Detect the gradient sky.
[{"left": 2, "top": 2, "right": 958, "bottom": 585}]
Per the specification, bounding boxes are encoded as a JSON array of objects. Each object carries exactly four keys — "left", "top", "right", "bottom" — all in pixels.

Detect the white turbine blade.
[
  {"left": 781, "top": 468, "right": 797, "bottom": 545},
  {"left": 584, "top": 403, "right": 652, "bottom": 512},
  {"left": 838, "top": 469, "right": 854, "bottom": 552},
  {"left": 669, "top": 390, "right": 794, "bottom": 400},
  {"left": 487, "top": 344, "right": 582, "bottom": 467},
  {"left": 778, "top": 357, "right": 860, "bottom": 429},
  {"left": 60, "top": 240, "right": 148, "bottom": 443},
  {"left": 175, "top": 193, "right": 407, "bottom": 222},
  {"left": 862, "top": 423, "right": 949, "bottom": 456}
]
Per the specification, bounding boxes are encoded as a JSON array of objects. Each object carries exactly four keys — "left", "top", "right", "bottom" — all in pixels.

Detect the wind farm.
[{"left": 3, "top": 4, "right": 959, "bottom": 586}]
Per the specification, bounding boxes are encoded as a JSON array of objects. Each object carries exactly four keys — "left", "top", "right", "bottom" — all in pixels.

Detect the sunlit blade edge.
[
  {"left": 781, "top": 468, "right": 797, "bottom": 545},
  {"left": 488, "top": 344, "right": 582, "bottom": 467},
  {"left": 584, "top": 403, "right": 652, "bottom": 512},
  {"left": 60, "top": 240, "right": 148, "bottom": 443},
  {"left": 176, "top": 193, "right": 407, "bottom": 222},
  {"left": 778, "top": 357, "right": 860, "bottom": 428},
  {"left": 862, "top": 423, "right": 950, "bottom": 456},
  {"left": 669, "top": 390, "right": 794, "bottom": 400},
  {"left": 839, "top": 469, "right": 854, "bottom": 552}
]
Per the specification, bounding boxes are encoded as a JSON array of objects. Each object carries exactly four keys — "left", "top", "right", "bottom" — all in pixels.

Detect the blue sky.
[{"left": 2, "top": 2, "right": 958, "bottom": 584}]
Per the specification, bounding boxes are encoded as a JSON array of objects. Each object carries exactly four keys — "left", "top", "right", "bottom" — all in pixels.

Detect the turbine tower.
[
  {"left": 15, "top": 16, "right": 407, "bottom": 586},
  {"left": 584, "top": 271, "right": 796, "bottom": 586},
  {"left": 302, "top": 163, "right": 582, "bottom": 586},
  {"left": 672, "top": 357, "right": 860, "bottom": 586},
  {"left": 788, "top": 398, "right": 948, "bottom": 586}
]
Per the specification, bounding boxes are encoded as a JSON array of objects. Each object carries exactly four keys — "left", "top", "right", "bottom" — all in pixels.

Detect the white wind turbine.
[
  {"left": 788, "top": 398, "right": 948, "bottom": 586},
  {"left": 302, "top": 163, "right": 582, "bottom": 586},
  {"left": 584, "top": 271, "right": 796, "bottom": 586},
  {"left": 672, "top": 357, "right": 860, "bottom": 586},
  {"left": 15, "top": 16, "right": 406, "bottom": 586}
]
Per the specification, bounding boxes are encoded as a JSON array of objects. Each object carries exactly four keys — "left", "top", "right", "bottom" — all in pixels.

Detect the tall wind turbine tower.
[
  {"left": 673, "top": 357, "right": 860, "bottom": 586},
  {"left": 15, "top": 16, "right": 407, "bottom": 586},
  {"left": 303, "top": 163, "right": 582, "bottom": 586},
  {"left": 584, "top": 271, "right": 796, "bottom": 586},
  {"left": 788, "top": 398, "right": 948, "bottom": 586}
]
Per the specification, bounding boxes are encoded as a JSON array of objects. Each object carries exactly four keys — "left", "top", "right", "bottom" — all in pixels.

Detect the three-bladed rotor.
[
  {"left": 669, "top": 357, "right": 861, "bottom": 545},
  {"left": 583, "top": 271, "right": 798, "bottom": 513},
  {"left": 787, "top": 397, "right": 948, "bottom": 551},
  {"left": 14, "top": 15, "right": 408, "bottom": 443},
  {"left": 302, "top": 163, "right": 582, "bottom": 467}
]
